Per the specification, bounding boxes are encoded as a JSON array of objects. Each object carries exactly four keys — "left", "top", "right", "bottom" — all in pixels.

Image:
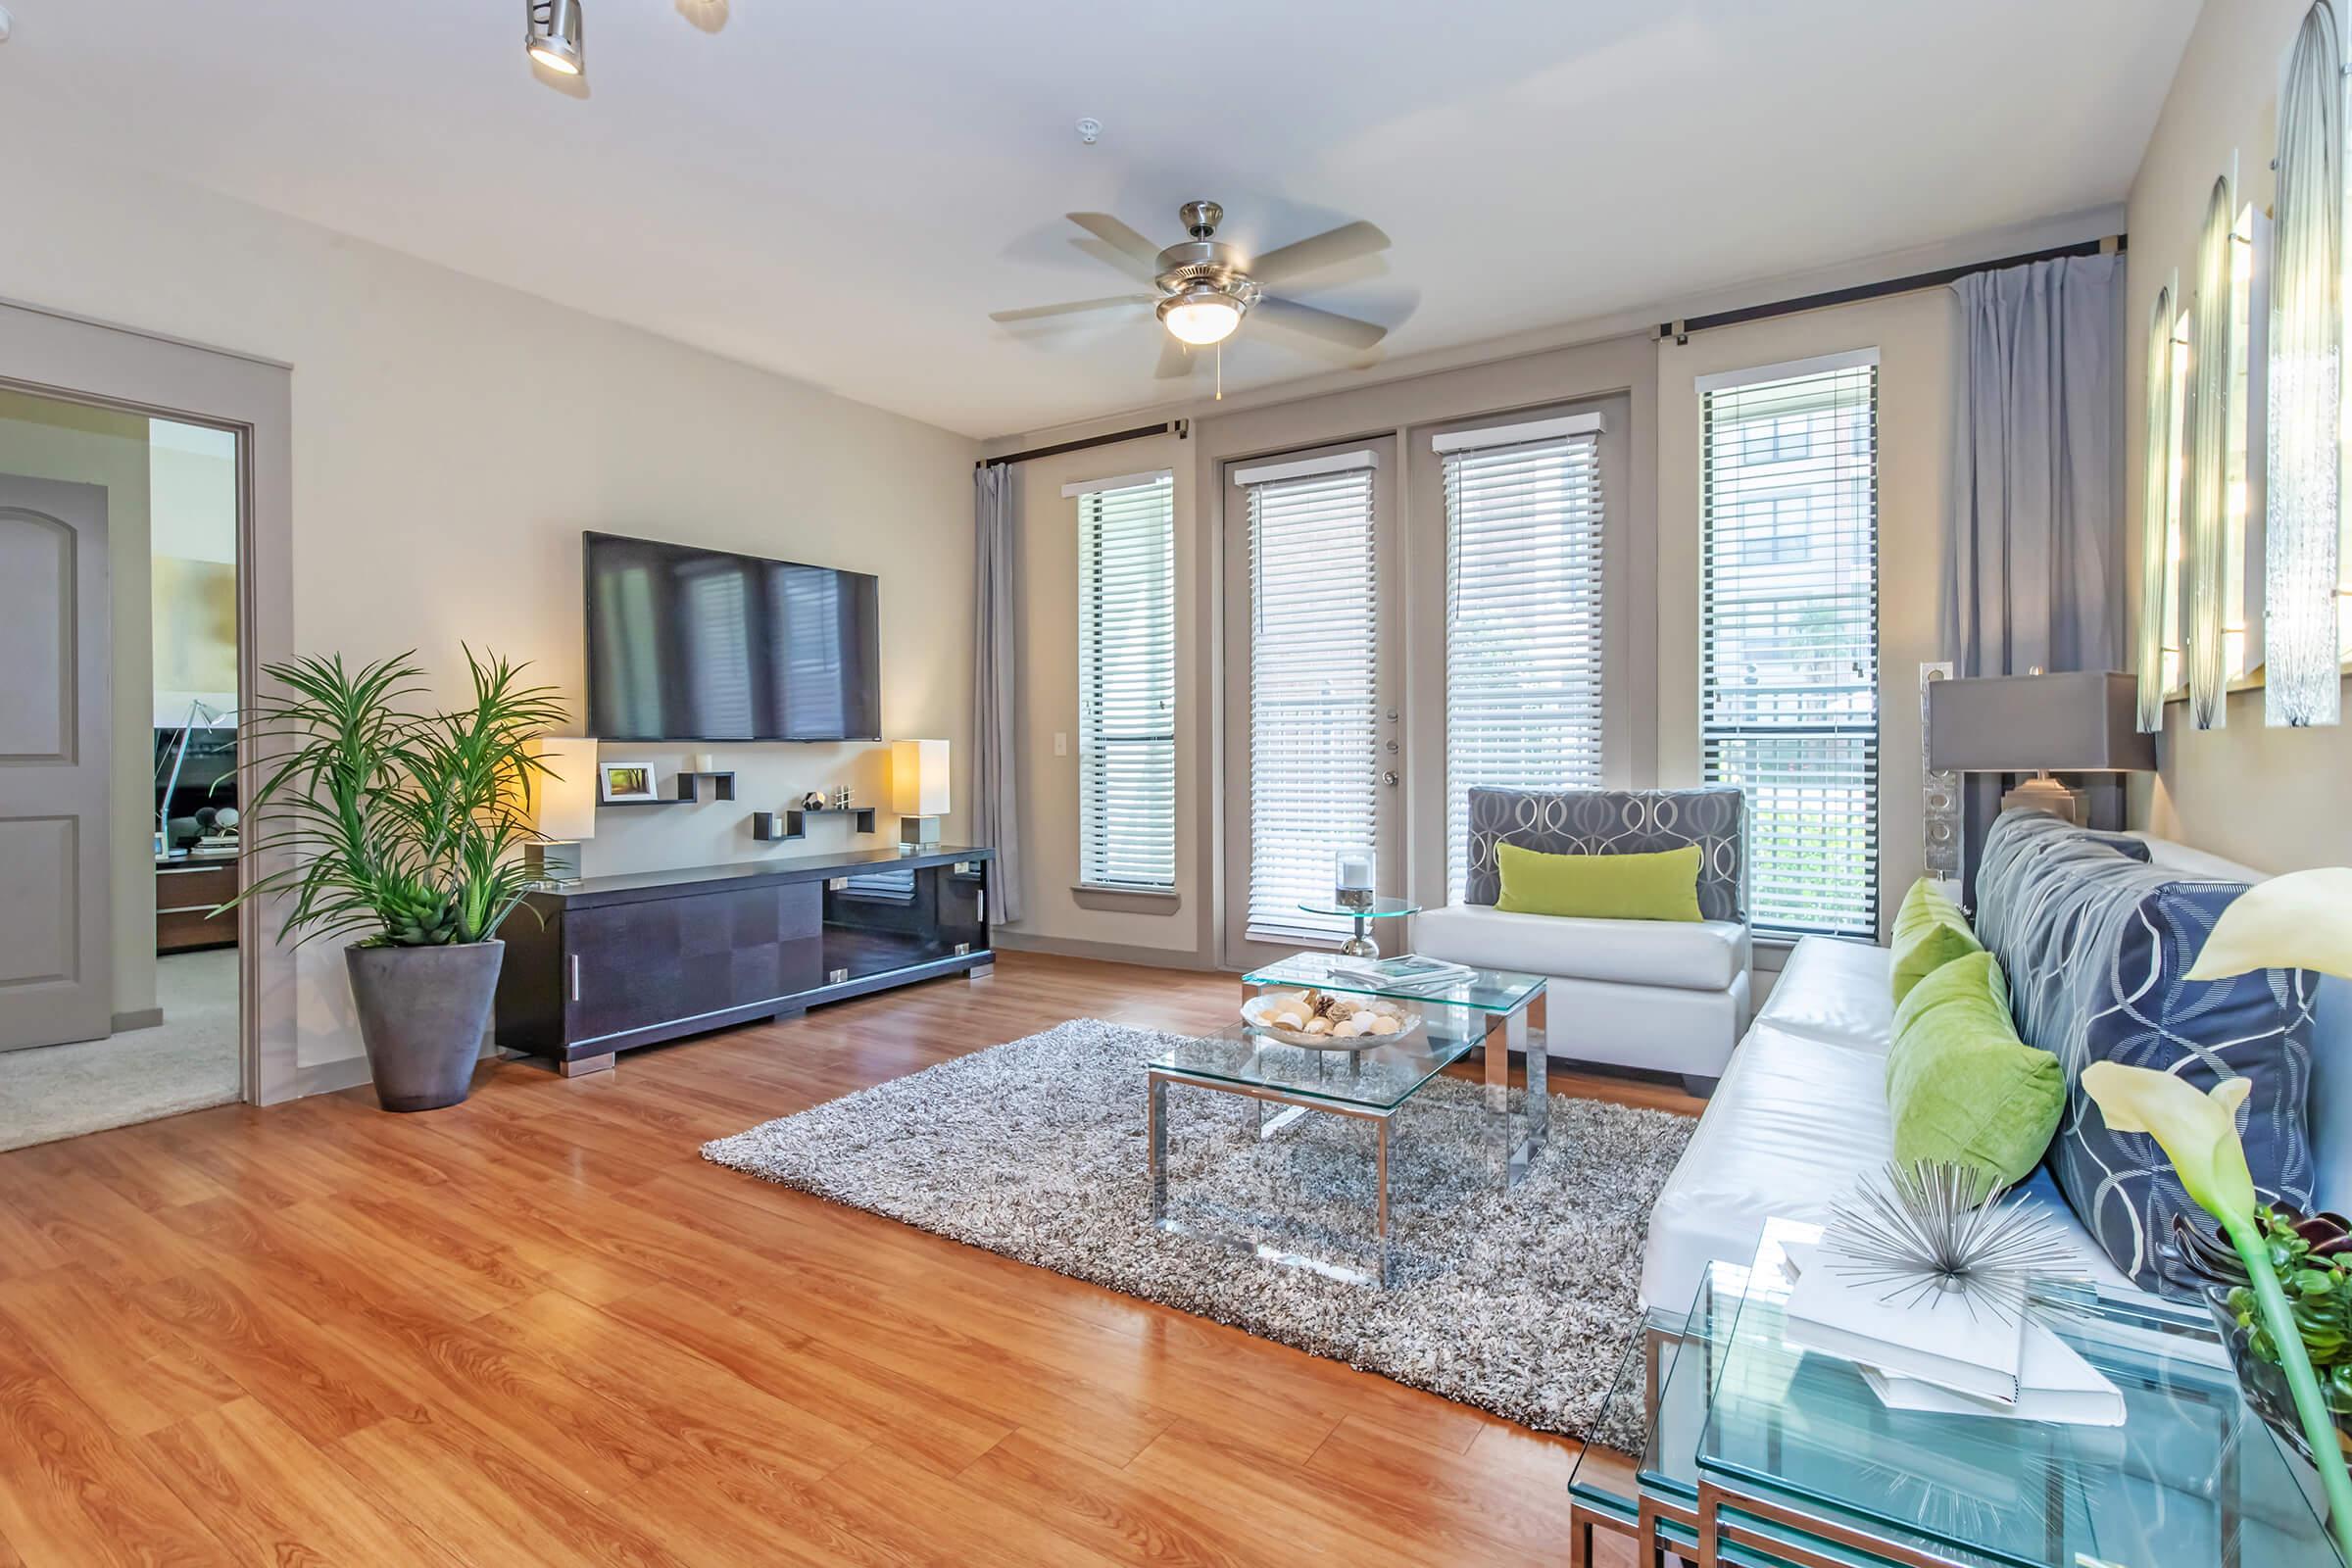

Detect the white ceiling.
[{"left": 0, "top": 0, "right": 2198, "bottom": 439}]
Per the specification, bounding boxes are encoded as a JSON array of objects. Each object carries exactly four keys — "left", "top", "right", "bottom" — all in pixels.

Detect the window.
[
  {"left": 1071, "top": 470, "right": 1176, "bottom": 890},
  {"left": 1241, "top": 452, "right": 1379, "bottom": 942},
  {"left": 2136, "top": 284, "right": 2184, "bottom": 731},
  {"left": 1699, "top": 353, "right": 1880, "bottom": 938},
  {"left": 2185, "top": 176, "right": 2237, "bottom": 729},
  {"left": 1439, "top": 414, "right": 1605, "bottom": 902}
]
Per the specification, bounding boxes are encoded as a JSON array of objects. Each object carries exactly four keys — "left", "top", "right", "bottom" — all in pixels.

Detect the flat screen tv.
[{"left": 584, "top": 531, "right": 881, "bottom": 742}]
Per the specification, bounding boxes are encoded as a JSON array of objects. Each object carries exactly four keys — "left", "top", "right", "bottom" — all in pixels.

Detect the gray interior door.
[{"left": 0, "top": 474, "right": 112, "bottom": 1052}]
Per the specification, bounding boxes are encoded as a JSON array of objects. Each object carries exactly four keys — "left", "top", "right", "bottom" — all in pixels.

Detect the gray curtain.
[
  {"left": 972, "top": 464, "right": 1022, "bottom": 924},
  {"left": 1943, "top": 253, "right": 2127, "bottom": 677}
]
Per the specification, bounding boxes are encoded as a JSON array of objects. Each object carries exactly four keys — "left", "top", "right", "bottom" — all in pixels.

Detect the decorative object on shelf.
[
  {"left": 1925, "top": 670, "right": 2154, "bottom": 826},
  {"left": 2266, "top": 0, "right": 2344, "bottom": 730},
  {"left": 1239, "top": 988, "right": 1421, "bottom": 1050},
  {"left": 1823, "top": 1160, "right": 2083, "bottom": 1320},
  {"left": 833, "top": 785, "right": 852, "bottom": 809},
  {"left": 598, "top": 760, "right": 658, "bottom": 803},
  {"left": 2083, "top": 1026, "right": 2352, "bottom": 1556},
  {"left": 1334, "top": 846, "right": 1374, "bottom": 915},
  {"left": 695, "top": 752, "right": 720, "bottom": 774},
  {"left": 222, "top": 648, "right": 564, "bottom": 1112},
  {"left": 801, "top": 791, "right": 827, "bottom": 811},
  {"left": 525, "top": 736, "right": 597, "bottom": 883},
  {"left": 893, "top": 738, "right": 950, "bottom": 852}
]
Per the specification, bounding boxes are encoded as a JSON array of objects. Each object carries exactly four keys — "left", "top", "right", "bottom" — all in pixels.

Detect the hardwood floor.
[{"left": 0, "top": 951, "right": 1699, "bottom": 1566}]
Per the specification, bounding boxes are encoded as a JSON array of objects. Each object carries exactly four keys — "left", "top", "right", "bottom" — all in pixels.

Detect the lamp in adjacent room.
[
  {"left": 892, "top": 739, "right": 950, "bottom": 853},
  {"left": 525, "top": 736, "right": 598, "bottom": 883},
  {"left": 1926, "top": 671, "right": 2156, "bottom": 825}
]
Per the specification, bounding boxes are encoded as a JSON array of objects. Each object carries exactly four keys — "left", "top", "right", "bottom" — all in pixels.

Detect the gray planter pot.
[{"left": 344, "top": 940, "right": 504, "bottom": 1111}]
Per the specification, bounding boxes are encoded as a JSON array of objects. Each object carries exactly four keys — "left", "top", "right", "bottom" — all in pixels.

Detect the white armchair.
[{"left": 1411, "top": 786, "right": 1751, "bottom": 1092}]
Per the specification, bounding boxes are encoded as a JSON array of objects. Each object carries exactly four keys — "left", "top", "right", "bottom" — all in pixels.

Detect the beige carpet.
[{"left": 0, "top": 948, "right": 241, "bottom": 1152}]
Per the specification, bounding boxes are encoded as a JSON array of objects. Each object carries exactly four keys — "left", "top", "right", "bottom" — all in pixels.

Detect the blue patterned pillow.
[
  {"left": 1974, "top": 812, "right": 2317, "bottom": 1295},
  {"left": 1464, "top": 786, "right": 1744, "bottom": 921}
]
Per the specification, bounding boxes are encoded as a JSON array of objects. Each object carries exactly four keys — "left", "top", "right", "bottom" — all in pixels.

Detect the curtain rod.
[
  {"left": 977, "top": 417, "right": 1190, "bottom": 471},
  {"left": 1658, "top": 234, "right": 2126, "bottom": 344}
]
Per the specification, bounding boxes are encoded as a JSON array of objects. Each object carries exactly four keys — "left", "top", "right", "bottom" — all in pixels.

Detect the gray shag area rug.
[{"left": 703, "top": 1018, "right": 1695, "bottom": 1446}]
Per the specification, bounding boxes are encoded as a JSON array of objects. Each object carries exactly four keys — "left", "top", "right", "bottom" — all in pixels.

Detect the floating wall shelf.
[
  {"left": 751, "top": 806, "right": 878, "bottom": 842},
  {"left": 600, "top": 770, "right": 737, "bottom": 808}
]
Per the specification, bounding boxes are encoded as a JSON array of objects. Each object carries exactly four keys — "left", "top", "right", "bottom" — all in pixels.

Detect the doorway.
[
  {"left": 1218, "top": 435, "right": 1403, "bottom": 971},
  {"left": 0, "top": 389, "right": 246, "bottom": 1148}
]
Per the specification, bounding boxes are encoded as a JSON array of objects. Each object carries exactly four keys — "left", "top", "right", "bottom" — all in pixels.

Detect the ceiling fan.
[{"left": 992, "top": 201, "right": 1395, "bottom": 379}]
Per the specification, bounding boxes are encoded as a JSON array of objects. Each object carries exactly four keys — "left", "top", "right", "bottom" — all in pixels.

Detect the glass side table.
[
  {"left": 1293, "top": 895, "right": 1419, "bottom": 957},
  {"left": 1571, "top": 1220, "right": 2344, "bottom": 1568}
]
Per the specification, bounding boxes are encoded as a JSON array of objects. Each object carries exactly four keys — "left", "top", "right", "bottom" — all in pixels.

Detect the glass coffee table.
[
  {"left": 1143, "top": 955, "right": 1547, "bottom": 1286},
  {"left": 1568, "top": 1218, "right": 2343, "bottom": 1568},
  {"left": 1145, "top": 1028, "right": 1477, "bottom": 1286}
]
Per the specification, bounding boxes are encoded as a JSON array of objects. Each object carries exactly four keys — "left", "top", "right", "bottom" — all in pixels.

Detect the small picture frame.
[{"left": 599, "top": 760, "right": 658, "bottom": 803}]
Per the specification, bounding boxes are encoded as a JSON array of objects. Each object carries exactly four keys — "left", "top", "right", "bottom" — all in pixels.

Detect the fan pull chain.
[{"left": 1215, "top": 341, "right": 1223, "bottom": 401}]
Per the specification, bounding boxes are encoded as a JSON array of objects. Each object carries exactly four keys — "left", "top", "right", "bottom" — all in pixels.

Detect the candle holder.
[{"left": 1334, "top": 847, "right": 1377, "bottom": 955}]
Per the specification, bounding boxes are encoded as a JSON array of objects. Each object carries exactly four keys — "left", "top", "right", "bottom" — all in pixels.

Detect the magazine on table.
[{"left": 1325, "top": 955, "right": 1476, "bottom": 992}]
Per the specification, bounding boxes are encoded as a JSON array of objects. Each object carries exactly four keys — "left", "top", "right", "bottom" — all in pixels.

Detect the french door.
[{"left": 1220, "top": 436, "right": 1401, "bottom": 969}]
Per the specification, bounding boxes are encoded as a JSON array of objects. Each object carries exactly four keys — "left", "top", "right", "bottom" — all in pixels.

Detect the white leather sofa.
[
  {"left": 1639, "top": 834, "right": 2352, "bottom": 1315},
  {"left": 1413, "top": 784, "right": 1753, "bottom": 1091},
  {"left": 1413, "top": 905, "right": 1749, "bottom": 1089}
]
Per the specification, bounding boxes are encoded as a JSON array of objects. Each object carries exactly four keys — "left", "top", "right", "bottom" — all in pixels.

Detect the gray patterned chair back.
[{"left": 1464, "top": 786, "right": 1745, "bottom": 922}]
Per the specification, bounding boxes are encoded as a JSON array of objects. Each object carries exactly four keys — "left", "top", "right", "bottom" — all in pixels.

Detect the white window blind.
[
  {"left": 1075, "top": 472, "right": 1176, "bottom": 890},
  {"left": 1246, "top": 463, "right": 1378, "bottom": 943},
  {"left": 1442, "top": 422, "right": 1605, "bottom": 902},
  {"left": 1700, "top": 357, "right": 1880, "bottom": 938}
]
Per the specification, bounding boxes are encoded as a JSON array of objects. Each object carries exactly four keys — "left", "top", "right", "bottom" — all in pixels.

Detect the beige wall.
[
  {"left": 0, "top": 391, "right": 159, "bottom": 1022},
  {"left": 2125, "top": 0, "right": 2352, "bottom": 873},
  {"left": 1, "top": 152, "right": 978, "bottom": 1076},
  {"left": 1656, "top": 293, "right": 1961, "bottom": 941}
]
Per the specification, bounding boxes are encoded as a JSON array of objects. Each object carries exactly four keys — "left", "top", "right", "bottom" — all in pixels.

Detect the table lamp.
[
  {"left": 893, "top": 738, "right": 950, "bottom": 852},
  {"left": 525, "top": 736, "right": 598, "bottom": 883},
  {"left": 1926, "top": 671, "right": 2155, "bottom": 824}
]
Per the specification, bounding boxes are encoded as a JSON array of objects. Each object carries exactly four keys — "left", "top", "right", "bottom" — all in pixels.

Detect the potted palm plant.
[{"left": 229, "top": 648, "right": 566, "bottom": 1111}]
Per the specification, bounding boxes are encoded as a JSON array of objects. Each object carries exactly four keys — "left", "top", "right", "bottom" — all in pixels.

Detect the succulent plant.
[{"left": 2186, "top": 1203, "right": 2352, "bottom": 1414}]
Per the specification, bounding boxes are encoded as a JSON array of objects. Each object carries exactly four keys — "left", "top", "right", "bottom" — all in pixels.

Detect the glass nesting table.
[
  {"left": 1143, "top": 954, "right": 1549, "bottom": 1286},
  {"left": 1567, "top": 1218, "right": 2342, "bottom": 1568}
]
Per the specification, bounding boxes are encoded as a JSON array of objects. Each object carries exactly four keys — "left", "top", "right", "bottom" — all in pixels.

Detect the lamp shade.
[
  {"left": 891, "top": 739, "right": 951, "bottom": 816},
  {"left": 1926, "top": 672, "right": 2156, "bottom": 773},
  {"left": 530, "top": 736, "right": 600, "bottom": 842}
]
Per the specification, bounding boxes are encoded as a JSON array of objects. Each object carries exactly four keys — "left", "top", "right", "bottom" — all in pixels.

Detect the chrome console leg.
[{"left": 1375, "top": 1113, "right": 1393, "bottom": 1286}]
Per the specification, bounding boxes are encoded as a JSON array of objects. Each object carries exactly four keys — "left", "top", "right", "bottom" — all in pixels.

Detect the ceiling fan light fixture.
[
  {"left": 526, "top": 0, "right": 586, "bottom": 75},
  {"left": 1158, "top": 286, "right": 1243, "bottom": 346}
]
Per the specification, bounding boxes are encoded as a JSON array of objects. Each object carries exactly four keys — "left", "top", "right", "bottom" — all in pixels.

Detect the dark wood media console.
[{"left": 493, "top": 845, "right": 994, "bottom": 1076}]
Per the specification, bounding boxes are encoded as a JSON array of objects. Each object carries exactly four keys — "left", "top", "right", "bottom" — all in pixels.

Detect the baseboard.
[
  {"left": 292, "top": 1054, "right": 376, "bottom": 1099},
  {"left": 110, "top": 1007, "right": 165, "bottom": 1033},
  {"left": 991, "top": 931, "right": 1218, "bottom": 972}
]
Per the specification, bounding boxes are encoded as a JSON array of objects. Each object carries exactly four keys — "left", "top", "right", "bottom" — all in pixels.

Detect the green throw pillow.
[
  {"left": 1889, "top": 877, "right": 1982, "bottom": 1004},
  {"left": 1885, "top": 951, "right": 2064, "bottom": 1185},
  {"left": 1493, "top": 842, "right": 1703, "bottom": 922}
]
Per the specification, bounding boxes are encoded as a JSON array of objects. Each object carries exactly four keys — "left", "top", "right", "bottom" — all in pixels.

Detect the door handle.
[{"left": 569, "top": 955, "right": 581, "bottom": 1003}]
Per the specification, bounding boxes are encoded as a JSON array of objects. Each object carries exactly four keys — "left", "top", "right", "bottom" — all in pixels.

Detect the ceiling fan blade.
[
  {"left": 1252, "top": 296, "right": 1389, "bottom": 352},
  {"left": 1247, "top": 220, "right": 1390, "bottom": 286},
  {"left": 989, "top": 294, "right": 1153, "bottom": 323},
  {"left": 1066, "top": 212, "right": 1166, "bottom": 280},
  {"left": 1154, "top": 335, "right": 1198, "bottom": 379}
]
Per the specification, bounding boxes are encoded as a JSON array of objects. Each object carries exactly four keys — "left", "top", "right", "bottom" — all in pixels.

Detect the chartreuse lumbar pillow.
[
  {"left": 1890, "top": 876, "right": 1982, "bottom": 1004},
  {"left": 1493, "top": 842, "right": 1703, "bottom": 922},
  {"left": 1885, "top": 951, "right": 2064, "bottom": 1184}
]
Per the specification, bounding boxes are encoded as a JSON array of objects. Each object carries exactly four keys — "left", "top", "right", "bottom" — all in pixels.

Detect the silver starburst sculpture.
[{"left": 1823, "top": 1161, "right": 2086, "bottom": 1323}]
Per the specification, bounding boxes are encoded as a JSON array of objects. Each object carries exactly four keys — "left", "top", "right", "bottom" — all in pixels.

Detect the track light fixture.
[{"left": 526, "top": 0, "right": 586, "bottom": 77}]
